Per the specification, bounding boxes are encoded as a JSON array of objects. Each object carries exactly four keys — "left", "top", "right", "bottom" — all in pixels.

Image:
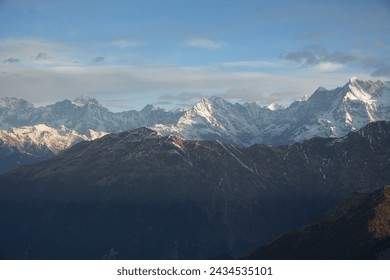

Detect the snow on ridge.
[
  {"left": 0, "top": 97, "right": 35, "bottom": 110},
  {"left": 349, "top": 76, "right": 359, "bottom": 83},
  {"left": 1, "top": 77, "right": 390, "bottom": 151},
  {"left": 150, "top": 77, "right": 390, "bottom": 146},
  {"left": 0, "top": 124, "right": 107, "bottom": 154},
  {"left": 72, "top": 95, "right": 101, "bottom": 107},
  {"left": 266, "top": 103, "right": 285, "bottom": 111}
]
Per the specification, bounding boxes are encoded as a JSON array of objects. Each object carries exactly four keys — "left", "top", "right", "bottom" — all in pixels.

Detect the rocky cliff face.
[{"left": 0, "top": 121, "right": 389, "bottom": 259}]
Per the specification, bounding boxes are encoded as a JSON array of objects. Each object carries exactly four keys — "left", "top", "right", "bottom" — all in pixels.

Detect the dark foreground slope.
[
  {"left": 0, "top": 122, "right": 390, "bottom": 259},
  {"left": 246, "top": 186, "right": 390, "bottom": 260}
]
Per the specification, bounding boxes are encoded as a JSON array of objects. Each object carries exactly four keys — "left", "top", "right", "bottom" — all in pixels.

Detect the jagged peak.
[
  {"left": 375, "top": 79, "right": 386, "bottom": 87},
  {"left": 347, "top": 76, "right": 369, "bottom": 88},
  {"left": 191, "top": 97, "right": 213, "bottom": 112},
  {"left": 73, "top": 96, "right": 101, "bottom": 107},
  {"left": 345, "top": 77, "right": 383, "bottom": 99},
  {"left": 347, "top": 77, "right": 385, "bottom": 91},
  {"left": 197, "top": 96, "right": 228, "bottom": 106},
  {"left": 0, "top": 97, "right": 35, "bottom": 110},
  {"left": 189, "top": 96, "right": 231, "bottom": 117},
  {"left": 317, "top": 86, "right": 328, "bottom": 92},
  {"left": 306, "top": 77, "right": 381, "bottom": 105},
  {"left": 349, "top": 76, "right": 359, "bottom": 84},
  {"left": 209, "top": 95, "right": 225, "bottom": 102},
  {"left": 295, "top": 86, "right": 334, "bottom": 105},
  {"left": 141, "top": 104, "right": 155, "bottom": 113}
]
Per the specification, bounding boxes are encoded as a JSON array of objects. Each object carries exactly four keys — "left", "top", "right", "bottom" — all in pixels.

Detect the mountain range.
[
  {"left": 1, "top": 77, "right": 390, "bottom": 259},
  {"left": 0, "top": 77, "right": 389, "bottom": 173},
  {"left": 0, "top": 124, "right": 106, "bottom": 174},
  {"left": 1, "top": 121, "right": 389, "bottom": 259},
  {"left": 0, "top": 77, "right": 388, "bottom": 173}
]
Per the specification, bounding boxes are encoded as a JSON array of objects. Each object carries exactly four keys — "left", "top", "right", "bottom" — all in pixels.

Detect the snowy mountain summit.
[
  {"left": 0, "top": 97, "right": 34, "bottom": 111},
  {"left": 72, "top": 96, "right": 101, "bottom": 107},
  {"left": 0, "top": 77, "right": 389, "bottom": 172},
  {"left": 154, "top": 77, "right": 390, "bottom": 145},
  {"left": 0, "top": 124, "right": 106, "bottom": 173}
]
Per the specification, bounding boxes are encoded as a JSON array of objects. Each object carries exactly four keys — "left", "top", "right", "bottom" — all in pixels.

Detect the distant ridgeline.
[{"left": 1, "top": 78, "right": 390, "bottom": 174}]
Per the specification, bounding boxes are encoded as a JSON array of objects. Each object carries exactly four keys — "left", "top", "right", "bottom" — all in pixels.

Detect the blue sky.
[{"left": 1, "top": 0, "right": 389, "bottom": 111}]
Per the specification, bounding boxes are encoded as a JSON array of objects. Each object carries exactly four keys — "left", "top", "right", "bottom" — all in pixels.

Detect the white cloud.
[
  {"left": 0, "top": 61, "right": 370, "bottom": 110},
  {"left": 281, "top": 44, "right": 388, "bottom": 76},
  {"left": 109, "top": 39, "right": 146, "bottom": 48},
  {"left": 219, "top": 60, "right": 284, "bottom": 68},
  {"left": 314, "top": 62, "right": 344, "bottom": 71},
  {"left": 0, "top": 39, "right": 377, "bottom": 110},
  {"left": 185, "top": 38, "right": 224, "bottom": 49},
  {"left": 0, "top": 38, "right": 73, "bottom": 66}
]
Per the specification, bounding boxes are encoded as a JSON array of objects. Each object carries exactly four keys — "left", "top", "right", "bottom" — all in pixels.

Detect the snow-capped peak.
[
  {"left": 0, "top": 97, "right": 34, "bottom": 110},
  {"left": 0, "top": 77, "right": 390, "bottom": 151},
  {"left": 209, "top": 96, "right": 225, "bottom": 103},
  {"left": 349, "top": 76, "right": 359, "bottom": 84},
  {"left": 344, "top": 77, "right": 384, "bottom": 103},
  {"left": 73, "top": 96, "right": 101, "bottom": 107},
  {"left": 1, "top": 124, "right": 107, "bottom": 154},
  {"left": 266, "top": 103, "right": 285, "bottom": 111},
  {"left": 192, "top": 98, "right": 214, "bottom": 113}
]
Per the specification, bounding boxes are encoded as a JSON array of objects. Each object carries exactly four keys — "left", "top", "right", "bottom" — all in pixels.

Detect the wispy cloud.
[
  {"left": 373, "top": 40, "right": 390, "bottom": 50},
  {"left": 0, "top": 62, "right": 368, "bottom": 110},
  {"left": 185, "top": 38, "right": 224, "bottom": 49},
  {"left": 109, "top": 39, "right": 146, "bottom": 48},
  {"left": 314, "top": 62, "right": 344, "bottom": 72},
  {"left": 159, "top": 92, "right": 206, "bottom": 106},
  {"left": 3, "top": 57, "right": 20, "bottom": 63},
  {"left": 371, "top": 62, "right": 390, "bottom": 78},
  {"left": 219, "top": 60, "right": 283, "bottom": 68},
  {"left": 0, "top": 39, "right": 382, "bottom": 110},
  {"left": 280, "top": 44, "right": 388, "bottom": 76},
  {"left": 281, "top": 45, "right": 359, "bottom": 66},
  {"left": 35, "top": 52, "right": 49, "bottom": 60},
  {"left": 0, "top": 38, "right": 73, "bottom": 66},
  {"left": 93, "top": 56, "right": 105, "bottom": 62}
]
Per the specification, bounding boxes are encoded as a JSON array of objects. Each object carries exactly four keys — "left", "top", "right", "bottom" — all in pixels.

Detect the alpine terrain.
[
  {"left": 0, "top": 124, "right": 106, "bottom": 174},
  {"left": 0, "top": 121, "right": 389, "bottom": 259},
  {"left": 0, "top": 78, "right": 389, "bottom": 173}
]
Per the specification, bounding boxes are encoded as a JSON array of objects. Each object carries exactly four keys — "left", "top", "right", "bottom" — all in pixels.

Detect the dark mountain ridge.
[
  {"left": 0, "top": 121, "right": 389, "bottom": 259},
  {"left": 246, "top": 186, "right": 390, "bottom": 260}
]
